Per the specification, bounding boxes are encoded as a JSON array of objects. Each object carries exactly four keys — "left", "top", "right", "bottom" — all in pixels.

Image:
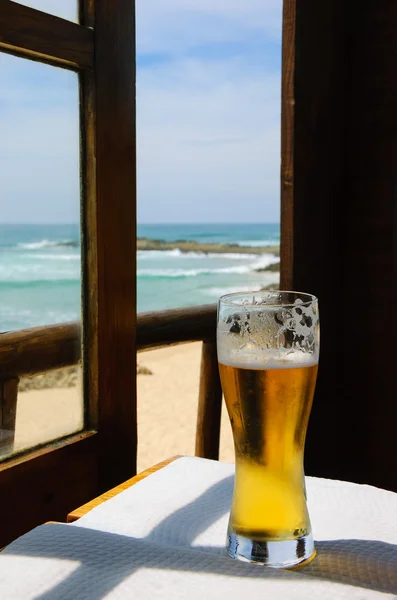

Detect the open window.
[{"left": 0, "top": 1, "right": 136, "bottom": 547}]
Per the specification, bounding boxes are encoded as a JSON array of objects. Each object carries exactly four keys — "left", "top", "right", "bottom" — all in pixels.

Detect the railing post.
[
  {"left": 195, "top": 340, "right": 223, "bottom": 460},
  {"left": 0, "top": 378, "right": 19, "bottom": 456}
]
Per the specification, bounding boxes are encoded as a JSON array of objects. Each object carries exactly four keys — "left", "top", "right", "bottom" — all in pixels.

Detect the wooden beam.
[
  {"left": 280, "top": 0, "right": 296, "bottom": 289},
  {"left": 137, "top": 305, "right": 217, "bottom": 351},
  {"left": 0, "top": 323, "right": 80, "bottom": 378},
  {"left": 0, "top": 306, "right": 218, "bottom": 379},
  {"left": 0, "top": 378, "right": 18, "bottom": 457},
  {"left": 281, "top": 0, "right": 351, "bottom": 484},
  {"left": 88, "top": 0, "right": 138, "bottom": 492},
  {"left": 195, "top": 341, "right": 223, "bottom": 460},
  {"left": 0, "top": 432, "right": 97, "bottom": 548},
  {"left": 0, "top": 1, "right": 93, "bottom": 69}
]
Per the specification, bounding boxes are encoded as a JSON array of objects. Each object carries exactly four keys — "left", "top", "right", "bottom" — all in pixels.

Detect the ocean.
[{"left": 0, "top": 223, "right": 279, "bottom": 332}]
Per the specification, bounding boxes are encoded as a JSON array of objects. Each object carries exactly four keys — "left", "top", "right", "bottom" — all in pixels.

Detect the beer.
[
  {"left": 219, "top": 358, "right": 318, "bottom": 542},
  {"left": 217, "top": 290, "right": 319, "bottom": 566}
]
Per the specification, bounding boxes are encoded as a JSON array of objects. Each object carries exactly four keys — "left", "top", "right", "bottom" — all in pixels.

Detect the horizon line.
[{"left": 0, "top": 221, "right": 281, "bottom": 226}]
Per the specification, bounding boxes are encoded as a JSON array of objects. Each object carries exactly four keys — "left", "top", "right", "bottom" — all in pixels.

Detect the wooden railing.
[{"left": 0, "top": 304, "right": 222, "bottom": 462}]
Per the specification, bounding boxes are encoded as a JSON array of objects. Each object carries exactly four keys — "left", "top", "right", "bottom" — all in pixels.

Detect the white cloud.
[
  {"left": 137, "top": 57, "right": 281, "bottom": 222},
  {"left": 136, "top": 0, "right": 282, "bottom": 222},
  {"left": 0, "top": 54, "right": 80, "bottom": 223},
  {"left": 0, "top": 107, "right": 80, "bottom": 223},
  {"left": 137, "top": 0, "right": 282, "bottom": 54},
  {"left": 2, "top": 2, "right": 282, "bottom": 223},
  {"left": 16, "top": 0, "right": 282, "bottom": 39}
]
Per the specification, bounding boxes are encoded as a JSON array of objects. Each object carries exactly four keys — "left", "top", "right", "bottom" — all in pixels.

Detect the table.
[
  {"left": 67, "top": 456, "right": 179, "bottom": 523},
  {"left": 0, "top": 456, "right": 396, "bottom": 599}
]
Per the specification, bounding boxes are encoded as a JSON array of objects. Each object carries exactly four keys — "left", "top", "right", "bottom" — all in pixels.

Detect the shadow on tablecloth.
[{"left": 2, "top": 524, "right": 396, "bottom": 599}]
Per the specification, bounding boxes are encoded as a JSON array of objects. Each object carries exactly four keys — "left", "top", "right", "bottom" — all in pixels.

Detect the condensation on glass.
[
  {"left": 0, "top": 53, "right": 83, "bottom": 460},
  {"left": 16, "top": 1, "right": 77, "bottom": 23}
]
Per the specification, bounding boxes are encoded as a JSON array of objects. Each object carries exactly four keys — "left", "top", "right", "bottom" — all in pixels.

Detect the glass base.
[{"left": 226, "top": 530, "right": 315, "bottom": 569}]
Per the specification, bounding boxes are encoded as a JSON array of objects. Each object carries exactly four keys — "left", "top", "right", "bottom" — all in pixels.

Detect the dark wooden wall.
[{"left": 281, "top": 1, "right": 397, "bottom": 491}]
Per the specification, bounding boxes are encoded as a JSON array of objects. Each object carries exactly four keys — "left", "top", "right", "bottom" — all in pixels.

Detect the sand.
[
  {"left": 13, "top": 343, "right": 234, "bottom": 472},
  {"left": 14, "top": 387, "right": 84, "bottom": 455}
]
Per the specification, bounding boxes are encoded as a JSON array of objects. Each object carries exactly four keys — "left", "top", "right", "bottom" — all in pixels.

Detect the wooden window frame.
[{"left": 0, "top": 0, "right": 137, "bottom": 546}]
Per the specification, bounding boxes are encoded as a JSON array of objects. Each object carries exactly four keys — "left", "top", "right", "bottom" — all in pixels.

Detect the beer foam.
[
  {"left": 218, "top": 347, "right": 319, "bottom": 370},
  {"left": 217, "top": 293, "right": 319, "bottom": 369}
]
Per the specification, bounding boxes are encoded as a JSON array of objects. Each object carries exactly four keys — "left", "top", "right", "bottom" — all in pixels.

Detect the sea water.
[{"left": 0, "top": 223, "right": 279, "bottom": 331}]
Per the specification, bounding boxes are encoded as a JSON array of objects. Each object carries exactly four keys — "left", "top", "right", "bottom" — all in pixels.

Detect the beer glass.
[{"left": 217, "top": 291, "right": 319, "bottom": 568}]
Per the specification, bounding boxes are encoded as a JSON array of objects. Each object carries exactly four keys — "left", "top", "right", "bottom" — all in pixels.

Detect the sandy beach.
[
  {"left": 4, "top": 229, "right": 279, "bottom": 467},
  {"left": 14, "top": 343, "right": 234, "bottom": 472}
]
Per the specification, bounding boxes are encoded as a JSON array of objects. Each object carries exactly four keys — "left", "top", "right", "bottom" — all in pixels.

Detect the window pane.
[
  {"left": 16, "top": 1, "right": 77, "bottom": 22},
  {"left": 12, "top": 365, "right": 83, "bottom": 456},
  {"left": 0, "top": 53, "right": 83, "bottom": 458}
]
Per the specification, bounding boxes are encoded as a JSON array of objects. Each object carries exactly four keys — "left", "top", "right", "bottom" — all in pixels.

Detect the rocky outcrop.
[{"left": 137, "top": 238, "right": 279, "bottom": 256}]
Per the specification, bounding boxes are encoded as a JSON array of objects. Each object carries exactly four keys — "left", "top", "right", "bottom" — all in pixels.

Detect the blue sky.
[{"left": 1, "top": 0, "right": 282, "bottom": 224}]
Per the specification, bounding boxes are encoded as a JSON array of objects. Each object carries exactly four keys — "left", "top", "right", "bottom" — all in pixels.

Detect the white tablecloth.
[{"left": 0, "top": 457, "right": 396, "bottom": 599}]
